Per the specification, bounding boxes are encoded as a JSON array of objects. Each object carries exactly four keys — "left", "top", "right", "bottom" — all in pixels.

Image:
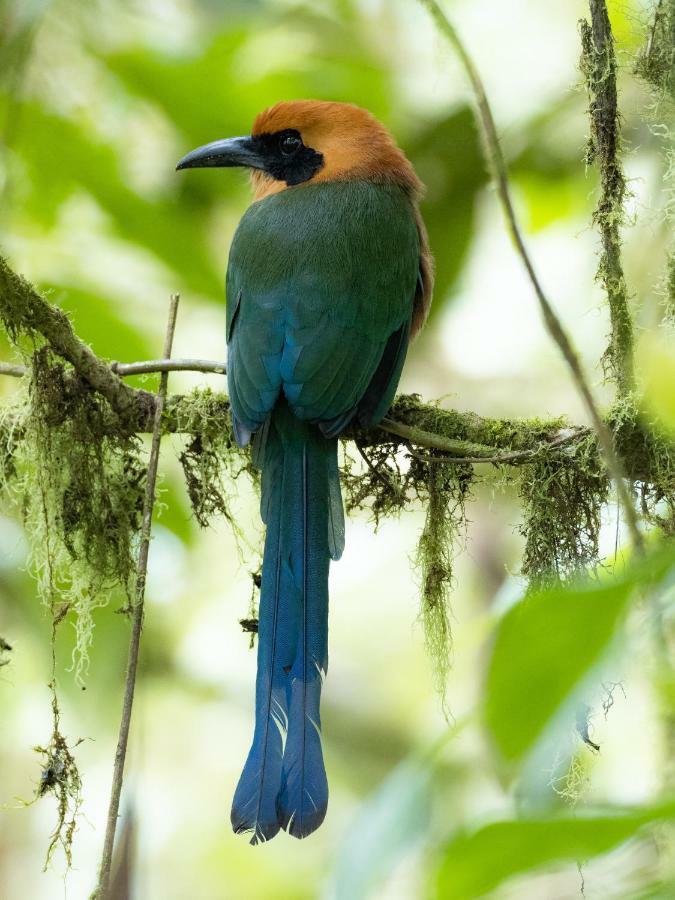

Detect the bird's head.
[{"left": 176, "top": 100, "right": 422, "bottom": 201}]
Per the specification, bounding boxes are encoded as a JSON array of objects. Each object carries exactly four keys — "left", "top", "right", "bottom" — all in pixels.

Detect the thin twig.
[
  {"left": 111, "top": 358, "right": 226, "bottom": 377},
  {"left": 416, "top": 0, "right": 644, "bottom": 553},
  {"left": 0, "top": 362, "right": 28, "bottom": 377},
  {"left": 0, "top": 358, "right": 227, "bottom": 379},
  {"left": 93, "top": 294, "right": 180, "bottom": 900},
  {"left": 379, "top": 416, "right": 501, "bottom": 457},
  {"left": 355, "top": 442, "right": 404, "bottom": 500},
  {"left": 406, "top": 431, "right": 580, "bottom": 466}
]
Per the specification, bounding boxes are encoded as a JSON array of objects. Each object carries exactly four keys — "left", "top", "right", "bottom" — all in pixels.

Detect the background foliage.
[{"left": 0, "top": 0, "right": 674, "bottom": 897}]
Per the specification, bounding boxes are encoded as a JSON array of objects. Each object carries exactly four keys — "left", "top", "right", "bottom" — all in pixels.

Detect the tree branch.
[
  {"left": 404, "top": 429, "right": 581, "bottom": 466},
  {"left": 0, "top": 358, "right": 228, "bottom": 380},
  {"left": 416, "top": 0, "right": 644, "bottom": 553},
  {"left": 0, "top": 255, "right": 155, "bottom": 423}
]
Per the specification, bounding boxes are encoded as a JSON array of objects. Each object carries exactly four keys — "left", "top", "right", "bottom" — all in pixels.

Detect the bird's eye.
[{"left": 279, "top": 132, "right": 302, "bottom": 156}]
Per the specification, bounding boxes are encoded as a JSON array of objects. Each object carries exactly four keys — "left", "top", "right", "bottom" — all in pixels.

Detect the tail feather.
[
  {"left": 231, "top": 413, "right": 300, "bottom": 844},
  {"left": 278, "top": 670, "right": 328, "bottom": 837},
  {"left": 231, "top": 400, "right": 340, "bottom": 843},
  {"left": 327, "top": 446, "right": 345, "bottom": 561},
  {"left": 277, "top": 436, "right": 332, "bottom": 838}
]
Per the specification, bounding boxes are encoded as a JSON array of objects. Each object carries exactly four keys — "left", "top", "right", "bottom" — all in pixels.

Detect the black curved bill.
[{"left": 176, "top": 136, "right": 265, "bottom": 171}]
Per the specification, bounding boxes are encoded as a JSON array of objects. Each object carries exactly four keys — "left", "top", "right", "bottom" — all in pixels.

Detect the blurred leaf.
[
  {"left": 330, "top": 723, "right": 467, "bottom": 900},
  {"left": 43, "top": 283, "right": 154, "bottom": 364},
  {"left": 5, "top": 100, "right": 223, "bottom": 299},
  {"left": 104, "top": 15, "right": 391, "bottom": 147},
  {"left": 638, "top": 333, "right": 675, "bottom": 434},
  {"left": 606, "top": 0, "right": 645, "bottom": 50},
  {"left": 484, "top": 543, "right": 675, "bottom": 766},
  {"left": 330, "top": 756, "right": 433, "bottom": 900},
  {"left": 0, "top": 0, "right": 49, "bottom": 94},
  {"left": 410, "top": 107, "right": 485, "bottom": 316},
  {"left": 154, "top": 470, "right": 195, "bottom": 543},
  {"left": 517, "top": 173, "right": 588, "bottom": 233},
  {"left": 436, "top": 801, "right": 675, "bottom": 899}
]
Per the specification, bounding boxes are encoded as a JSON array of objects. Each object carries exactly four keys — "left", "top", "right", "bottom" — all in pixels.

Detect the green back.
[{"left": 226, "top": 179, "right": 420, "bottom": 436}]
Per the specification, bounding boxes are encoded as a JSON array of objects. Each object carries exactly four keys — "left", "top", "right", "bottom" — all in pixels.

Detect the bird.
[{"left": 176, "top": 100, "right": 433, "bottom": 844}]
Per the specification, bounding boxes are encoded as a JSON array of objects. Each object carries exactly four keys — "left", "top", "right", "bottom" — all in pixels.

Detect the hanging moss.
[
  {"left": 341, "top": 427, "right": 474, "bottom": 703},
  {"left": 519, "top": 435, "right": 609, "bottom": 584},
  {"left": 239, "top": 570, "right": 261, "bottom": 650},
  {"left": 1, "top": 347, "right": 145, "bottom": 681},
  {"left": 635, "top": 2, "right": 675, "bottom": 330},
  {"left": 416, "top": 459, "right": 472, "bottom": 711},
  {"left": 177, "top": 387, "right": 256, "bottom": 529},
  {"left": 341, "top": 437, "right": 408, "bottom": 523},
  {"left": 34, "top": 682, "right": 83, "bottom": 870},
  {"left": 549, "top": 747, "right": 593, "bottom": 808}
]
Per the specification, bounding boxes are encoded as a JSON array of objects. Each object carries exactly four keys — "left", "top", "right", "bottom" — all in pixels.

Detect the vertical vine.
[
  {"left": 580, "top": 0, "right": 635, "bottom": 397},
  {"left": 635, "top": 0, "right": 675, "bottom": 329}
]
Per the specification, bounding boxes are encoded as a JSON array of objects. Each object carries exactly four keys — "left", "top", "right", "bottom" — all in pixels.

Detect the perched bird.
[{"left": 177, "top": 100, "right": 433, "bottom": 843}]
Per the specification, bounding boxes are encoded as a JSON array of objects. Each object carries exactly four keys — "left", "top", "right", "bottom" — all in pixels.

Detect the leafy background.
[{"left": 0, "top": 0, "right": 674, "bottom": 897}]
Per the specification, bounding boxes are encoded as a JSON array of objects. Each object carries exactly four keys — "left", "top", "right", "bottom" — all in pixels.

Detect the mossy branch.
[
  {"left": 580, "top": 0, "right": 636, "bottom": 396},
  {"left": 0, "top": 254, "right": 593, "bottom": 463},
  {"left": 0, "top": 257, "right": 670, "bottom": 488},
  {"left": 0, "top": 255, "right": 155, "bottom": 424}
]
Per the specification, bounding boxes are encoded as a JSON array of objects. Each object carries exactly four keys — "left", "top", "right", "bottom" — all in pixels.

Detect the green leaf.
[
  {"left": 484, "top": 543, "right": 675, "bottom": 766},
  {"left": 436, "top": 802, "right": 675, "bottom": 899}
]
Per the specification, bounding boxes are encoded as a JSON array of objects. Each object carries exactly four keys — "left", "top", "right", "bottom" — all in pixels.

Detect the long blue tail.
[{"left": 231, "top": 400, "right": 343, "bottom": 843}]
